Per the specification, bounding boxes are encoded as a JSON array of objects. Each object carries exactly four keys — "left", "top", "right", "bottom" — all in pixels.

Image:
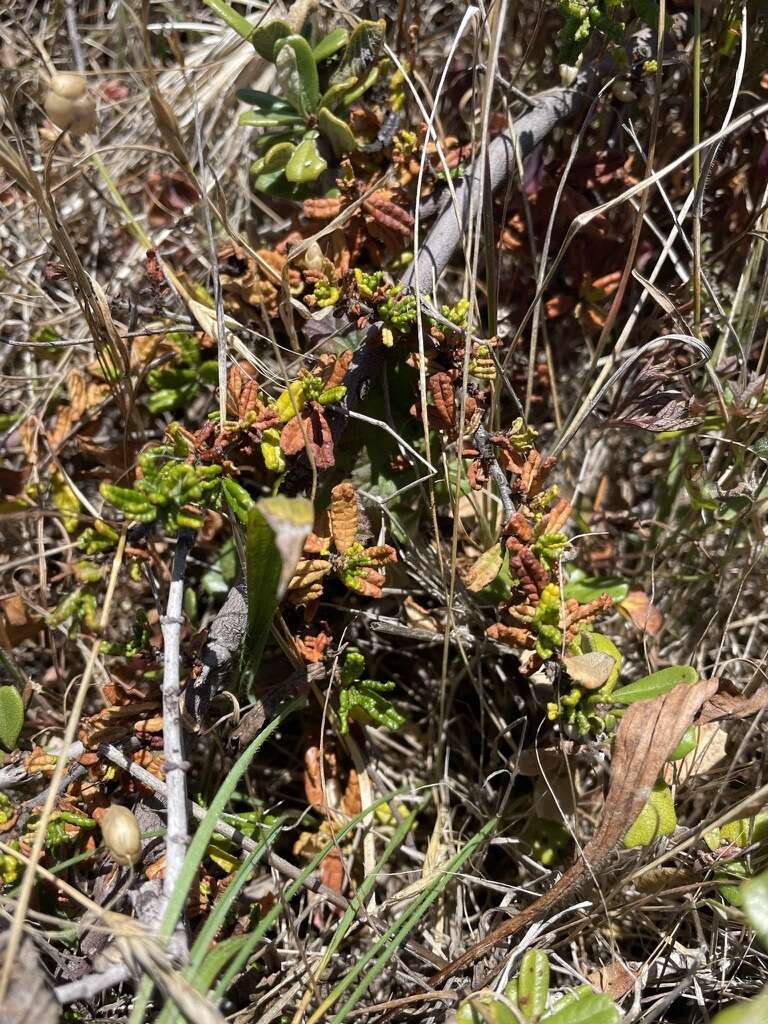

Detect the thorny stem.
[{"left": 159, "top": 527, "right": 194, "bottom": 955}]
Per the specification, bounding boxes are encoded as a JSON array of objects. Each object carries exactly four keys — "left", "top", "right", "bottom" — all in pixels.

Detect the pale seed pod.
[
  {"left": 44, "top": 71, "right": 97, "bottom": 135},
  {"left": 101, "top": 804, "right": 141, "bottom": 866},
  {"left": 49, "top": 71, "right": 87, "bottom": 100},
  {"left": 303, "top": 241, "right": 324, "bottom": 271}
]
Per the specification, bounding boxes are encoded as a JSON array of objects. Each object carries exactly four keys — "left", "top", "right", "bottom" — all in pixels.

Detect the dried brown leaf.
[
  {"left": 329, "top": 482, "right": 359, "bottom": 554},
  {"left": 619, "top": 590, "right": 663, "bottom": 637}
]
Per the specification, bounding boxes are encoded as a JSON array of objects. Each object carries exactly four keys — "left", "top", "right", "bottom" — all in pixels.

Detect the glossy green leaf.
[
  {"left": 518, "top": 948, "right": 550, "bottom": 1021},
  {"left": 274, "top": 34, "right": 320, "bottom": 117},
  {"left": 564, "top": 571, "right": 630, "bottom": 604},
  {"left": 542, "top": 986, "right": 619, "bottom": 1024},
  {"left": 317, "top": 106, "right": 357, "bottom": 156},
  {"left": 235, "top": 87, "right": 294, "bottom": 111},
  {"left": 221, "top": 478, "right": 256, "bottom": 524},
  {"left": 312, "top": 27, "right": 349, "bottom": 63},
  {"left": 668, "top": 725, "right": 698, "bottom": 761},
  {"left": 250, "top": 18, "right": 292, "bottom": 60},
  {"left": 742, "top": 870, "right": 768, "bottom": 949},
  {"left": 203, "top": 0, "right": 253, "bottom": 40},
  {"left": 260, "top": 141, "right": 295, "bottom": 171},
  {"left": 0, "top": 685, "right": 23, "bottom": 751},
  {"left": 239, "top": 110, "right": 304, "bottom": 128},
  {"left": 285, "top": 134, "right": 327, "bottom": 183},
  {"left": 329, "top": 19, "right": 385, "bottom": 86},
  {"left": 611, "top": 665, "right": 698, "bottom": 705},
  {"left": 319, "top": 76, "right": 357, "bottom": 112},
  {"left": 342, "top": 65, "right": 379, "bottom": 105}
]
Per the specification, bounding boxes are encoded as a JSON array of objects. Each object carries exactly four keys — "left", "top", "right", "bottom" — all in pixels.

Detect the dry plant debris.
[{"left": 1, "top": 1, "right": 768, "bottom": 1022}]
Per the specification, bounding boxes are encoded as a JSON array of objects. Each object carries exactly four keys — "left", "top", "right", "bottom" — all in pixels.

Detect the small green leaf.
[
  {"left": 202, "top": 0, "right": 253, "bottom": 40},
  {"left": 261, "top": 141, "right": 296, "bottom": 171},
  {"left": 0, "top": 685, "right": 24, "bottom": 751},
  {"left": 742, "top": 869, "right": 768, "bottom": 949},
  {"left": 250, "top": 18, "right": 292, "bottom": 60},
  {"left": 51, "top": 471, "right": 81, "bottom": 534},
  {"left": 541, "top": 986, "right": 619, "bottom": 1024},
  {"left": 317, "top": 106, "right": 357, "bottom": 157},
  {"left": 285, "top": 134, "right": 327, "bottom": 183},
  {"left": 239, "top": 110, "right": 304, "bottom": 128},
  {"left": 611, "top": 665, "right": 698, "bottom": 706},
  {"left": 235, "top": 87, "right": 295, "bottom": 111},
  {"left": 518, "top": 948, "right": 550, "bottom": 1021},
  {"left": 668, "top": 725, "right": 698, "bottom": 761},
  {"left": 274, "top": 34, "right": 320, "bottom": 117},
  {"left": 342, "top": 65, "right": 379, "bottom": 105},
  {"left": 312, "top": 27, "right": 349, "bottom": 63},
  {"left": 242, "top": 504, "right": 283, "bottom": 680},
  {"left": 623, "top": 780, "right": 677, "bottom": 848},
  {"left": 221, "top": 478, "right": 256, "bottom": 524},
  {"left": 329, "top": 19, "right": 385, "bottom": 86},
  {"left": 564, "top": 571, "right": 630, "bottom": 603},
  {"left": 319, "top": 76, "right": 357, "bottom": 112}
]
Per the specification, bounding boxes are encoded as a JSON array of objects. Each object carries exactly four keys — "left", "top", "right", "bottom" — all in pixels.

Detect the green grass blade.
[
  {"left": 130, "top": 695, "right": 306, "bottom": 1023},
  {"left": 211, "top": 787, "right": 410, "bottom": 1001},
  {"left": 326, "top": 815, "right": 499, "bottom": 1022}
]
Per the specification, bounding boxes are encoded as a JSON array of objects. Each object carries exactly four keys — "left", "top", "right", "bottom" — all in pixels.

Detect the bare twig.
[
  {"left": 159, "top": 526, "right": 194, "bottom": 954},
  {"left": 55, "top": 963, "right": 131, "bottom": 1004}
]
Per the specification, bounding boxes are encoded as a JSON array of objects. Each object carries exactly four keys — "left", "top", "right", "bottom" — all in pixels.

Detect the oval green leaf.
[
  {"left": 250, "top": 18, "right": 292, "bottom": 61},
  {"left": 285, "top": 134, "right": 327, "bottom": 183},
  {"left": 317, "top": 106, "right": 357, "bottom": 157},
  {"left": 275, "top": 34, "right": 320, "bottom": 118},
  {"left": 611, "top": 665, "right": 698, "bottom": 706},
  {"left": 312, "top": 27, "right": 349, "bottom": 63},
  {"left": 0, "top": 685, "right": 24, "bottom": 751},
  {"left": 542, "top": 986, "right": 619, "bottom": 1024}
]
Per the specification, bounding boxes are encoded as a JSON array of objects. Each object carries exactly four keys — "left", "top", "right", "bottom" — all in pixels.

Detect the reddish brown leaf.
[
  {"left": 619, "top": 590, "right": 663, "bottom": 636},
  {"left": 427, "top": 372, "right": 456, "bottom": 433},
  {"left": 329, "top": 482, "right": 359, "bottom": 554},
  {"left": 280, "top": 405, "right": 335, "bottom": 469}
]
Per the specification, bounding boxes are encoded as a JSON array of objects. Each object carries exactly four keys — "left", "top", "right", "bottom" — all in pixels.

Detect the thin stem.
[{"left": 692, "top": 0, "right": 702, "bottom": 334}]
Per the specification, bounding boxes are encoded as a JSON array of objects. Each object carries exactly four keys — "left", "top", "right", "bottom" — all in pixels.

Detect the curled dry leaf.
[
  {"left": 561, "top": 651, "right": 617, "bottom": 690},
  {"left": 329, "top": 482, "right": 359, "bottom": 554},
  {"left": 430, "top": 676, "right": 719, "bottom": 986},
  {"left": 280, "top": 404, "right": 335, "bottom": 469},
  {"left": 619, "top": 590, "right": 663, "bottom": 636}
]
